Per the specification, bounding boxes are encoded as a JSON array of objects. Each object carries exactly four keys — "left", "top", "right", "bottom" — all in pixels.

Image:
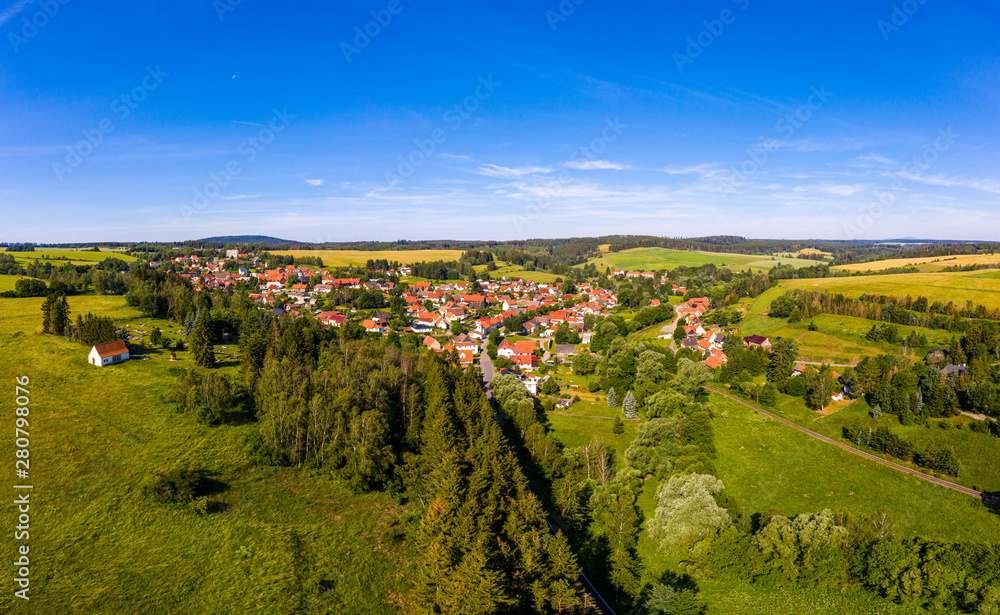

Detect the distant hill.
[{"left": 195, "top": 235, "right": 304, "bottom": 246}]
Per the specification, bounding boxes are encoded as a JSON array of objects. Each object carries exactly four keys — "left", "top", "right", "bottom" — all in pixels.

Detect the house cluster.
[{"left": 674, "top": 297, "right": 729, "bottom": 369}]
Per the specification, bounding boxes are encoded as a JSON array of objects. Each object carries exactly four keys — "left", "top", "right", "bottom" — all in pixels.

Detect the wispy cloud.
[
  {"left": 564, "top": 160, "right": 626, "bottom": 171},
  {"left": 475, "top": 164, "right": 553, "bottom": 178},
  {"left": 761, "top": 138, "right": 869, "bottom": 153},
  {"left": 0, "top": 0, "right": 33, "bottom": 27},
  {"left": 899, "top": 172, "right": 1000, "bottom": 195},
  {"left": 231, "top": 120, "right": 267, "bottom": 127},
  {"left": 303, "top": 177, "right": 325, "bottom": 186}
]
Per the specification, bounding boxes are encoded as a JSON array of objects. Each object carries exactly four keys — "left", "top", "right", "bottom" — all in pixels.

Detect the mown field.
[
  {"left": 0, "top": 296, "right": 412, "bottom": 614},
  {"left": 0, "top": 275, "right": 45, "bottom": 292},
  {"left": 782, "top": 271, "right": 1000, "bottom": 310},
  {"left": 581, "top": 247, "right": 817, "bottom": 273},
  {"left": 835, "top": 253, "right": 1000, "bottom": 273},
  {"left": 0, "top": 247, "right": 137, "bottom": 266},
  {"left": 474, "top": 262, "right": 563, "bottom": 283},
  {"left": 271, "top": 249, "right": 466, "bottom": 267}
]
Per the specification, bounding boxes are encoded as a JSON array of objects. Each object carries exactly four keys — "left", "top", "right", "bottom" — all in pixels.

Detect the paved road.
[
  {"left": 480, "top": 339, "right": 495, "bottom": 398},
  {"left": 706, "top": 385, "right": 999, "bottom": 505}
]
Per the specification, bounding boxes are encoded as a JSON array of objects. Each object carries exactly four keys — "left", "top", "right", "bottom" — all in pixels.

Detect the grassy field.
[
  {"left": 706, "top": 393, "right": 1000, "bottom": 542},
  {"left": 0, "top": 296, "right": 412, "bottom": 614},
  {"left": 271, "top": 249, "right": 466, "bottom": 268},
  {"left": 835, "top": 253, "right": 1000, "bottom": 273},
  {"left": 581, "top": 247, "right": 817, "bottom": 273},
  {"left": 763, "top": 391, "right": 1000, "bottom": 496},
  {"left": 0, "top": 247, "right": 137, "bottom": 266},
  {"left": 0, "top": 275, "right": 45, "bottom": 292},
  {"left": 475, "top": 262, "right": 563, "bottom": 283},
  {"left": 782, "top": 272, "right": 1000, "bottom": 310}
]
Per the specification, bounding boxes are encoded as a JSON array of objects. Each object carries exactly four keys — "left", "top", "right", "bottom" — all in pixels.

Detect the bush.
[
  {"left": 144, "top": 467, "right": 209, "bottom": 504},
  {"left": 612, "top": 417, "right": 624, "bottom": 434}
]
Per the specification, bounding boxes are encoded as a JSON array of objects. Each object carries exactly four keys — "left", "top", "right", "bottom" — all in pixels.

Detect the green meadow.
[
  {"left": 582, "top": 247, "right": 817, "bottom": 273},
  {"left": 707, "top": 393, "right": 1000, "bottom": 542},
  {"left": 0, "top": 296, "right": 412, "bottom": 614},
  {"left": 0, "top": 247, "right": 137, "bottom": 267},
  {"left": 783, "top": 271, "right": 1000, "bottom": 310}
]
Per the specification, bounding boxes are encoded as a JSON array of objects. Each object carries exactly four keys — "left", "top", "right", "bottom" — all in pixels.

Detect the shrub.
[{"left": 144, "top": 467, "right": 209, "bottom": 504}]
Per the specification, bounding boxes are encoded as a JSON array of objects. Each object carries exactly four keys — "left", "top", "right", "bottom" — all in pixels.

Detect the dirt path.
[
  {"left": 706, "top": 385, "right": 999, "bottom": 505},
  {"left": 548, "top": 411, "right": 640, "bottom": 422}
]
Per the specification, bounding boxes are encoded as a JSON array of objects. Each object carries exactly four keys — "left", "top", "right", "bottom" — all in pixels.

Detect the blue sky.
[{"left": 1, "top": 0, "right": 998, "bottom": 243}]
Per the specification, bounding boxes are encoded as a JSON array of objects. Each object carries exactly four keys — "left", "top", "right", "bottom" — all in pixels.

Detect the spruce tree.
[
  {"left": 52, "top": 295, "right": 70, "bottom": 336},
  {"left": 191, "top": 316, "right": 215, "bottom": 368},
  {"left": 40, "top": 294, "right": 54, "bottom": 334},
  {"left": 622, "top": 391, "right": 638, "bottom": 419},
  {"left": 607, "top": 387, "right": 618, "bottom": 408}
]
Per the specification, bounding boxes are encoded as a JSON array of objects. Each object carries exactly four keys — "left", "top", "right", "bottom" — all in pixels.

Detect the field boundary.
[{"left": 706, "top": 386, "right": 1000, "bottom": 505}]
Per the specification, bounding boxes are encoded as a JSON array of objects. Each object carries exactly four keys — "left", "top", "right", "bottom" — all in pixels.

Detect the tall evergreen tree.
[
  {"left": 191, "top": 314, "right": 216, "bottom": 368},
  {"left": 607, "top": 387, "right": 618, "bottom": 408}
]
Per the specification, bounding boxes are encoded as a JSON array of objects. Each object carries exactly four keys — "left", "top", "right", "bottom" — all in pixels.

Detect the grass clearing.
[
  {"left": 0, "top": 295, "right": 413, "bottom": 614},
  {"left": 271, "top": 249, "right": 466, "bottom": 267}
]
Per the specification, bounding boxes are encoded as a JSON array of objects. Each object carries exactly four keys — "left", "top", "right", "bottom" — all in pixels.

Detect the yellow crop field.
[
  {"left": 834, "top": 253, "right": 1000, "bottom": 273},
  {"left": 782, "top": 270, "right": 1000, "bottom": 309}
]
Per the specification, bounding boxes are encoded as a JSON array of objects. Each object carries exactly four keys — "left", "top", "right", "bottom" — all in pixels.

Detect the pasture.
[
  {"left": 271, "top": 249, "right": 466, "bottom": 267},
  {"left": 0, "top": 296, "right": 412, "bottom": 614},
  {"left": 582, "top": 247, "right": 818, "bottom": 273},
  {"left": 782, "top": 271, "right": 1000, "bottom": 310},
  {"left": 707, "top": 393, "right": 1000, "bottom": 542}
]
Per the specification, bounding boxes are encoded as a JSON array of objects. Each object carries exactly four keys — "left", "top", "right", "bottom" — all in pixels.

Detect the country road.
[{"left": 705, "top": 386, "right": 999, "bottom": 505}]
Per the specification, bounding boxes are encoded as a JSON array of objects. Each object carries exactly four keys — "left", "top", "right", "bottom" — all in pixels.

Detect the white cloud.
[
  {"left": 475, "top": 164, "right": 553, "bottom": 178},
  {"left": 0, "top": 0, "right": 33, "bottom": 26},
  {"left": 303, "top": 178, "right": 325, "bottom": 186},
  {"left": 898, "top": 172, "right": 1000, "bottom": 195},
  {"left": 564, "top": 160, "right": 626, "bottom": 171}
]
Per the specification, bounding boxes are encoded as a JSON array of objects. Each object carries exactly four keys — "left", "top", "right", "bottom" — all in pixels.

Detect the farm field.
[
  {"left": 0, "top": 296, "right": 412, "bottom": 614},
  {"left": 0, "top": 247, "right": 137, "bottom": 266},
  {"left": 271, "top": 249, "right": 465, "bottom": 267},
  {"left": 581, "top": 247, "right": 817, "bottom": 273},
  {"left": 782, "top": 271, "right": 1000, "bottom": 310},
  {"left": 835, "top": 253, "right": 1000, "bottom": 273},
  {"left": 478, "top": 263, "right": 563, "bottom": 283},
  {"left": 706, "top": 393, "right": 1000, "bottom": 542}
]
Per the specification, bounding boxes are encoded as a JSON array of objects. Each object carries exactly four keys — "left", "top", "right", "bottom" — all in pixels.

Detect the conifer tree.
[
  {"left": 607, "top": 387, "right": 618, "bottom": 408},
  {"left": 623, "top": 391, "right": 638, "bottom": 419},
  {"left": 191, "top": 315, "right": 215, "bottom": 368}
]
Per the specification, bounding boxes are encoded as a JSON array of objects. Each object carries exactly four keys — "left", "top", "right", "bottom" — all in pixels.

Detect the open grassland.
[
  {"left": 0, "top": 296, "right": 412, "bottom": 614},
  {"left": 476, "top": 262, "right": 563, "bottom": 283},
  {"left": 271, "top": 249, "right": 465, "bottom": 267},
  {"left": 0, "top": 275, "right": 44, "bottom": 292},
  {"left": 0, "top": 247, "right": 137, "bottom": 266},
  {"left": 782, "top": 272, "right": 1000, "bottom": 310},
  {"left": 835, "top": 253, "right": 1000, "bottom": 273},
  {"left": 766, "top": 393, "right": 1000, "bottom": 496},
  {"left": 707, "top": 393, "right": 1000, "bottom": 542},
  {"left": 582, "top": 247, "right": 817, "bottom": 273}
]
